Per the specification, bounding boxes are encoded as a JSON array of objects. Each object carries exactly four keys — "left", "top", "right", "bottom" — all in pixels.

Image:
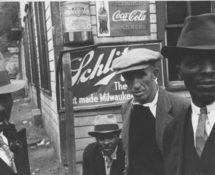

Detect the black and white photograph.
[{"left": 0, "top": 1, "right": 215, "bottom": 175}]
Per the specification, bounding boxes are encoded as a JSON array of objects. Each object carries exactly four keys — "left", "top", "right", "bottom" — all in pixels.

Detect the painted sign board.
[
  {"left": 96, "top": 1, "right": 150, "bottom": 37},
  {"left": 69, "top": 42, "right": 161, "bottom": 107}
]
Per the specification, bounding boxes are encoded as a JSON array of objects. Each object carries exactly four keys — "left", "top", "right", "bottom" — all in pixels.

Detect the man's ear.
[{"left": 153, "top": 68, "right": 159, "bottom": 79}]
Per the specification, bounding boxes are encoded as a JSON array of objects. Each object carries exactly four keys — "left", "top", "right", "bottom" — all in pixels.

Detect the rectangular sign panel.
[
  {"left": 70, "top": 42, "right": 161, "bottom": 107},
  {"left": 96, "top": 1, "right": 150, "bottom": 37}
]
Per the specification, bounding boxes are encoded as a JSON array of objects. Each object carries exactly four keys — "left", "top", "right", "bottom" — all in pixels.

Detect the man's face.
[
  {"left": 0, "top": 94, "right": 13, "bottom": 123},
  {"left": 179, "top": 52, "right": 215, "bottom": 107},
  {"left": 122, "top": 66, "right": 158, "bottom": 104},
  {"left": 96, "top": 133, "right": 119, "bottom": 156}
]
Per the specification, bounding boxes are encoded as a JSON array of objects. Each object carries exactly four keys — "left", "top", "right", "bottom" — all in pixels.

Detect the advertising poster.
[
  {"left": 96, "top": 1, "right": 111, "bottom": 37},
  {"left": 96, "top": 1, "right": 150, "bottom": 37},
  {"left": 69, "top": 42, "right": 161, "bottom": 107}
]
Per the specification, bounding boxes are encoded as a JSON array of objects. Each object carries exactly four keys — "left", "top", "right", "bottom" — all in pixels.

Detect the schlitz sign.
[{"left": 70, "top": 43, "right": 161, "bottom": 107}]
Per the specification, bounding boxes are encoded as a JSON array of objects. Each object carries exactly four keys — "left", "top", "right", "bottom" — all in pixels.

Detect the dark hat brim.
[
  {"left": 88, "top": 129, "right": 121, "bottom": 137},
  {"left": 162, "top": 45, "right": 215, "bottom": 59}
]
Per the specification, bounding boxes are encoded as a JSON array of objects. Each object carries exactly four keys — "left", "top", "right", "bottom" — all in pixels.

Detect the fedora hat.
[
  {"left": 0, "top": 52, "right": 25, "bottom": 94},
  {"left": 88, "top": 114, "right": 121, "bottom": 137},
  {"left": 0, "top": 70, "right": 25, "bottom": 94},
  {"left": 161, "top": 13, "right": 215, "bottom": 59}
]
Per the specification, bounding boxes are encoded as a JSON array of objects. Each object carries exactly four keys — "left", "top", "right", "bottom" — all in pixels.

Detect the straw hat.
[
  {"left": 0, "top": 53, "right": 25, "bottom": 94},
  {"left": 88, "top": 114, "right": 121, "bottom": 137}
]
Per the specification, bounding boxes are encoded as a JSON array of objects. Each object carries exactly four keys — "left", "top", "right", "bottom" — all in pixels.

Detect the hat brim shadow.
[
  {"left": 88, "top": 129, "right": 121, "bottom": 137},
  {"left": 162, "top": 45, "right": 215, "bottom": 59}
]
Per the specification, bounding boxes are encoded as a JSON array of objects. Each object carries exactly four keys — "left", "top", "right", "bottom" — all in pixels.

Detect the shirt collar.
[
  {"left": 102, "top": 146, "right": 118, "bottom": 160},
  {"left": 132, "top": 88, "right": 159, "bottom": 108},
  {"left": 191, "top": 100, "right": 215, "bottom": 115}
]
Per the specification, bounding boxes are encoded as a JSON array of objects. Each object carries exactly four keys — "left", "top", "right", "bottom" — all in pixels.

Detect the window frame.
[
  {"left": 34, "top": 2, "right": 52, "bottom": 95},
  {"left": 157, "top": 1, "right": 214, "bottom": 91}
]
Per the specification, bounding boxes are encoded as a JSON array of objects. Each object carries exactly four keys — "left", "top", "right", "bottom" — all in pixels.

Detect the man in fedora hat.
[
  {"left": 82, "top": 114, "right": 125, "bottom": 175},
  {"left": 161, "top": 13, "right": 215, "bottom": 175},
  {"left": 112, "top": 48, "right": 189, "bottom": 175},
  {"left": 0, "top": 70, "right": 30, "bottom": 175}
]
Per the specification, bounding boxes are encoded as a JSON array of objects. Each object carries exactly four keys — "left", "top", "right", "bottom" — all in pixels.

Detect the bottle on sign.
[{"left": 98, "top": 1, "right": 109, "bottom": 34}]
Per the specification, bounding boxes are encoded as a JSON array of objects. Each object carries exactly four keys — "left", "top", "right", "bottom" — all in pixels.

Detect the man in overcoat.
[
  {"left": 112, "top": 48, "right": 189, "bottom": 175},
  {"left": 82, "top": 114, "right": 125, "bottom": 175},
  {"left": 161, "top": 13, "right": 215, "bottom": 175},
  {"left": 0, "top": 70, "right": 30, "bottom": 175}
]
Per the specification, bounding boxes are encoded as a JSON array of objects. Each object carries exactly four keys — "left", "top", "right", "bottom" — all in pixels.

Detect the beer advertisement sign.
[
  {"left": 69, "top": 43, "right": 161, "bottom": 107},
  {"left": 96, "top": 1, "right": 150, "bottom": 37}
]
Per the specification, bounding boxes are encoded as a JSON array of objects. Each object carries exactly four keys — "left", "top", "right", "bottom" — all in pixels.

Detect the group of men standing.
[{"left": 83, "top": 13, "right": 215, "bottom": 175}]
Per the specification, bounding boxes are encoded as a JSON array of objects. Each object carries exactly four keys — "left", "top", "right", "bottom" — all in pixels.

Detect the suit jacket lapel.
[
  {"left": 175, "top": 106, "right": 190, "bottom": 175},
  {"left": 0, "top": 158, "right": 16, "bottom": 175},
  {"left": 121, "top": 100, "right": 133, "bottom": 169},
  {"left": 156, "top": 89, "right": 173, "bottom": 152}
]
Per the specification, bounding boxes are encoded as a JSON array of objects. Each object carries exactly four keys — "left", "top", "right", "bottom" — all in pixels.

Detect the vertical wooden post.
[{"left": 62, "top": 53, "right": 76, "bottom": 175}]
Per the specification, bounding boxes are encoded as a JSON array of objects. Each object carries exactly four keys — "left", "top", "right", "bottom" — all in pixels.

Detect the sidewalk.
[{"left": 10, "top": 97, "right": 65, "bottom": 175}]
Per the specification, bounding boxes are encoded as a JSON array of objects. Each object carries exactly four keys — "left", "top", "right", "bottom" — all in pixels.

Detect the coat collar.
[
  {"left": 175, "top": 105, "right": 191, "bottom": 175},
  {"left": 155, "top": 88, "right": 174, "bottom": 152}
]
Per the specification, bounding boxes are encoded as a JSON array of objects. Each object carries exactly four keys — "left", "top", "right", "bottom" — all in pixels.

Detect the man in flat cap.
[
  {"left": 112, "top": 48, "right": 189, "bottom": 175},
  {"left": 161, "top": 13, "right": 215, "bottom": 175},
  {"left": 82, "top": 114, "right": 125, "bottom": 175},
  {"left": 0, "top": 68, "right": 30, "bottom": 174}
]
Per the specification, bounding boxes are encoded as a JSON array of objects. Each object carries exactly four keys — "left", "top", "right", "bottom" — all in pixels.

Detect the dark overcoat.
[{"left": 0, "top": 123, "right": 31, "bottom": 175}]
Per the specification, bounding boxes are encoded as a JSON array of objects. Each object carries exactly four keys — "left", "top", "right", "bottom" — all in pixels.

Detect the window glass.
[
  {"left": 167, "top": 1, "right": 187, "bottom": 24},
  {"left": 166, "top": 27, "right": 182, "bottom": 46},
  {"left": 191, "top": 1, "right": 211, "bottom": 15}
]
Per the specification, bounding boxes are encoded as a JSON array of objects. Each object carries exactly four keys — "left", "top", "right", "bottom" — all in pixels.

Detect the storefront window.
[{"left": 165, "top": 1, "right": 213, "bottom": 88}]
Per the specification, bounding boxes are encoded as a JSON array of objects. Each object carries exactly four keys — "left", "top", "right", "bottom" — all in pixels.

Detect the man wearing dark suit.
[
  {"left": 112, "top": 48, "right": 189, "bottom": 175},
  {"left": 0, "top": 70, "right": 31, "bottom": 175},
  {"left": 82, "top": 114, "right": 125, "bottom": 175},
  {"left": 161, "top": 13, "right": 215, "bottom": 175}
]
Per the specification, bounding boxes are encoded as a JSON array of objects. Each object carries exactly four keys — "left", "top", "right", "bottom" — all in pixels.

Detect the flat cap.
[{"left": 112, "top": 48, "right": 162, "bottom": 74}]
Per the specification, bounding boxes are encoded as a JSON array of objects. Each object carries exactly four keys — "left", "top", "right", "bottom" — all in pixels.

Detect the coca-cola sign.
[
  {"left": 112, "top": 10, "right": 147, "bottom": 22},
  {"left": 69, "top": 42, "right": 161, "bottom": 107},
  {"left": 109, "top": 1, "right": 150, "bottom": 36}
]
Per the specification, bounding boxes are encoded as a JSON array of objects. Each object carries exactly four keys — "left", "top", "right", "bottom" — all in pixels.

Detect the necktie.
[
  {"left": 105, "top": 156, "right": 113, "bottom": 175},
  {"left": 0, "top": 135, "right": 17, "bottom": 173},
  {"left": 195, "top": 107, "right": 208, "bottom": 157}
]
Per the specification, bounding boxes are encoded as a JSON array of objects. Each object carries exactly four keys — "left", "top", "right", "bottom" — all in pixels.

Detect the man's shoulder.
[
  {"left": 160, "top": 88, "right": 190, "bottom": 105},
  {"left": 121, "top": 98, "right": 132, "bottom": 111},
  {"left": 84, "top": 142, "right": 98, "bottom": 152}
]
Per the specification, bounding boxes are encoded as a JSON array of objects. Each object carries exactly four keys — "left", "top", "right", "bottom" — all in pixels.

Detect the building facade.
[{"left": 21, "top": 1, "right": 215, "bottom": 174}]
